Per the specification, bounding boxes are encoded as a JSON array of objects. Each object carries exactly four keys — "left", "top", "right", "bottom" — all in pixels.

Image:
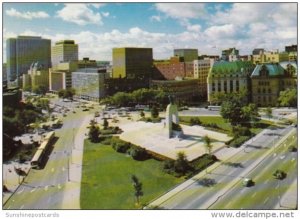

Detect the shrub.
[
  {"left": 205, "top": 123, "right": 218, "bottom": 129},
  {"left": 129, "top": 146, "right": 149, "bottom": 160},
  {"left": 99, "top": 136, "right": 111, "bottom": 145},
  {"left": 190, "top": 117, "right": 201, "bottom": 126},
  {"left": 233, "top": 125, "right": 251, "bottom": 137},
  {"left": 174, "top": 152, "right": 192, "bottom": 175},
  {"left": 229, "top": 136, "right": 250, "bottom": 148},
  {"left": 111, "top": 137, "right": 131, "bottom": 153},
  {"left": 114, "top": 142, "right": 131, "bottom": 153},
  {"left": 163, "top": 159, "right": 175, "bottom": 170}
]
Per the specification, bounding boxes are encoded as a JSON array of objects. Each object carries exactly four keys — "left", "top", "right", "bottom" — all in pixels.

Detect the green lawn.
[
  {"left": 179, "top": 116, "right": 231, "bottom": 133},
  {"left": 80, "top": 140, "right": 184, "bottom": 209},
  {"left": 180, "top": 116, "right": 276, "bottom": 135}
]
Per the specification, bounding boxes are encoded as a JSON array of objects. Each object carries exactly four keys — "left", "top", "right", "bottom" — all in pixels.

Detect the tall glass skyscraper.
[{"left": 6, "top": 36, "right": 51, "bottom": 82}]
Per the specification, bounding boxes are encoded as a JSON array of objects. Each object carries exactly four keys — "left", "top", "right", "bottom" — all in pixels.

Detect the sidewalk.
[
  {"left": 275, "top": 178, "right": 297, "bottom": 209},
  {"left": 60, "top": 114, "right": 94, "bottom": 209},
  {"left": 148, "top": 128, "right": 295, "bottom": 208}
]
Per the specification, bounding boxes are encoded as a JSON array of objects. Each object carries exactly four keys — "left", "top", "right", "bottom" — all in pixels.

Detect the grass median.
[{"left": 80, "top": 140, "right": 184, "bottom": 209}]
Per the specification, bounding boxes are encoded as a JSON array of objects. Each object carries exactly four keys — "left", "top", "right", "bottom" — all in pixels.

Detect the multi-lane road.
[
  {"left": 210, "top": 131, "right": 297, "bottom": 209},
  {"left": 155, "top": 125, "right": 296, "bottom": 209},
  {"left": 3, "top": 100, "right": 96, "bottom": 209}
]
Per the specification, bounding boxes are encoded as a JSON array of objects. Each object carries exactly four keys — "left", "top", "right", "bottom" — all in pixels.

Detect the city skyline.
[{"left": 3, "top": 2, "right": 297, "bottom": 61}]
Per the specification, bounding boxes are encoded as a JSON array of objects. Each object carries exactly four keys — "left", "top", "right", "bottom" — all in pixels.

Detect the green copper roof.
[
  {"left": 251, "top": 63, "right": 285, "bottom": 77},
  {"left": 210, "top": 60, "right": 254, "bottom": 75}
]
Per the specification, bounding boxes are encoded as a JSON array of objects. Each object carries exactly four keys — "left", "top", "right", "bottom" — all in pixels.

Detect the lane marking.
[
  {"left": 263, "top": 197, "right": 269, "bottom": 204},
  {"left": 17, "top": 188, "right": 24, "bottom": 194},
  {"left": 273, "top": 153, "right": 277, "bottom": 157},
  {"left": 58, "top": 184, "right": 61, "bottom": 189},
  {"left": 20, "top": 205, "right": 24, "bottom": 209},
  {"left": 30, "top": 188, "right": 36, "bottom": 193},
  {"left": 44, "top": 186, "right": 48, "bottom": 191},
  {"left": 251, "top": 192, "right": 257, "bottom": 198},
  {"left": 291, "top": 158, "right": 295, "bottom": 162}
]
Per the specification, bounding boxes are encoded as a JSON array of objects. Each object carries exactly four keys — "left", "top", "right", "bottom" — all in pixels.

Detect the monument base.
[{"left": 119, "top": 121, "right": 232, "bottom": 161}]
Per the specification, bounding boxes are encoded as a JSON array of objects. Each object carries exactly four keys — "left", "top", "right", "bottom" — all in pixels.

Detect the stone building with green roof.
[
  {"left": 207, "top": 60, "right": 254, "bottom": 103},
  {"left": 251, "top": 62, "right": 297, "bottom": 107}
]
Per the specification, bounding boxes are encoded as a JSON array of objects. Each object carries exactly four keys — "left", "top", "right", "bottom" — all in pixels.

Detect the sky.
[{"left": 2, "top": 2, "right": 298, "bottom": 62}]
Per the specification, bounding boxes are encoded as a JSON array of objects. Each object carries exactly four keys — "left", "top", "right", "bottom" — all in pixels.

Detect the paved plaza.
[{"left": 119, "top": 120, "right": 232, "bottom": 161}]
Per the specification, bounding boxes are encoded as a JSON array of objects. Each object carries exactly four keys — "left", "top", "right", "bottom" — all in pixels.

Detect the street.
[
  {"left": 3, "top": 99, "right": 98, "bottom": 209},
  {"left": 153, "top": 125, "right": 295, "bottom": 209},
  {"left": 210, "top": 131, "right": 297, "bottom": 209}
]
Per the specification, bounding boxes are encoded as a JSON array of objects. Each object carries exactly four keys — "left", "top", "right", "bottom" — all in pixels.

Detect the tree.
[
  {"left": 174, "top": 151, "right": 191, "bottom": 175},
  {"left": 140, "top": 110, "right": 145, "bottom": 118},
  {"left": 58, "top": 89, "right": 65, "bottom": 98},
  {"left": 103, "top": 118, "right": 109, "bottom": 130},
  {"left": 32, "top": 85, "right": 47, "bottom": 95},
  {"left": 241, "top": 103, "right": 260, "bottom": 126},
  {"left": 88, "top": 123, "right": 100, "bottom": 143},
  {"left": 23, "top": 85, "right": 32, "bottom": 92},
  {"left": 203, "top": 135, "right": 213, "bottom": 155},
  {"left": 65, "top": 88, "right": 76, "bottom": 100},
  {"left": 278, "top": 88, "right": 297, "bottom": 107},
  {"left": 131, "top": 175, "right": 143, "bottom": 206},
  {"left": 210, "top": 92, "right": 226, "bottom": 105},
  {"left": 151, "top": 106, "right": 159, "bottom": 118},
  {"left": 112, "top": 92, "right": 131, "bottom": 107},
  {"left": 220, "top": 98, "right": 243, "bottom": 126},
  {"left": 265, "top": 107, "right": 273, "bottom": 119}
]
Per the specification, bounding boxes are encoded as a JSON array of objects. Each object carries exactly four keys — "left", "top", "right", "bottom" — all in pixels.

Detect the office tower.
[
  {"left": 174, "top": 49, "right": 198, "bottom": 62},
  {"left": 6, "top": 36, "right": 51, "bottom": 82},
  {"left": 51, "top": 40, "right": 78, "bottom": 67},
  {"left": 112, "top": 47, "right": 153, "bottom": 80}
]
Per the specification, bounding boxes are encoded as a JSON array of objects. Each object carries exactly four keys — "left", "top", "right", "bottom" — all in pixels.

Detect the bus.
[{"left": 31, "top": 131, "right": 55, "bottom": 169}]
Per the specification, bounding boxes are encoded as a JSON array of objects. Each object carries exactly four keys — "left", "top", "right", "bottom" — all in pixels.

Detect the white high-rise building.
[{"left": 51, "top": 40, "right": 78, "bottom": 67}]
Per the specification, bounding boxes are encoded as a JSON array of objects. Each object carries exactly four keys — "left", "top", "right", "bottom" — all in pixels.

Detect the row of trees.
[
  {"left": 101, "top": 88, "right": 169, "bottom": 107},
  {"left": 3, "top": 103, "right": 43, "bottom": 160},
  {"left": 23, "top": 85, "right": 48, "bottom": 95},
  {"left": 212, "top": 88, "right": 297, "bottom": 108}
]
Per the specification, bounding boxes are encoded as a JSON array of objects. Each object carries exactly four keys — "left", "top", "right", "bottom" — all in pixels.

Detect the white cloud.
[
  {"left": 6, "top": 8, "right": 49, "bottom": 20},
  {"left": 179, "top": 19, "right": 201, "bottom": 33},
  {"left": 102, "top": 12, "right": 110, "bottom": 17},
  {"left": 155, "top": 3, "right": 206, "bottom": 19},
  {"left": 56, "top": 4, "right": 102, "bottom": 25},
  {"left": 204, "top": 24, "right": 236, "bottom": 39},
  {"left": 150, "top": 15, "right": 161, "bottom": 22}
]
